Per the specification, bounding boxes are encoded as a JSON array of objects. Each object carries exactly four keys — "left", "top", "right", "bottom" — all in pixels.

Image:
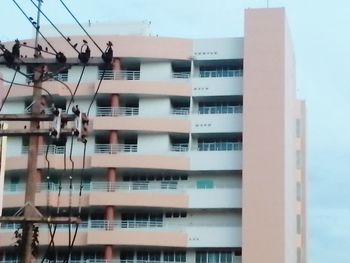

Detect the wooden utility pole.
[{"left": 20, "top": 1, "right": 43, "bottom": 262}]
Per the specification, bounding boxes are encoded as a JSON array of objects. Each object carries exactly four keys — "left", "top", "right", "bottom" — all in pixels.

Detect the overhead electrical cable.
[
  {"left": 58, "top": 0, "right": 104, "bottom": 54},
  {"left": 29, "top": 0, "right": 80, "bottom": 54},
  {"left": 66, "top": 65, "right": 86, "bottom": 112},
  {"left": 11, "top": 0, "right": 60, "bottom": 55},
  {"left": 87, "top": 69, "right": 105, "bottom": 116},
  {"left": 0, "top": 68, "right": 18, "bottom": 112},
  {"left": 0, "top": 76, "right": 53, "bottom": 103}
]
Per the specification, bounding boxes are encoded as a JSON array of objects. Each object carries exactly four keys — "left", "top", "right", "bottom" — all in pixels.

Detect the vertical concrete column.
[
  {"left": 34, "top": 169, "right": 42, "bottom": 192},
  {"left": 38, "top": 95, "right": 48, "bottom": 149},
  {"left": 105, "top": 244, "right": 113, "bottom": 262},
  {"left": 113, "top": 58, "right": 122, "bottom": 71}
]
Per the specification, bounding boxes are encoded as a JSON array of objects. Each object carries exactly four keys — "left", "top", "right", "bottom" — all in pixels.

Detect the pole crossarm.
[
  {"left": 0, "top": 216, "right": 81, "bottom": 224},
  {"left": 0, "top": 57, "right": 107, "bottom": 66},
  {"left": 0, "top": 113, "right": 76, "bottom": 122},
  {"left": 0, "top": 128, "right": 74, "bottom": 136}
]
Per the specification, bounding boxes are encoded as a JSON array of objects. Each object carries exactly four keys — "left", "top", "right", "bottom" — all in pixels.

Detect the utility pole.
[{"left": 21, "top": 1, "right": 43, "bottom": 262}]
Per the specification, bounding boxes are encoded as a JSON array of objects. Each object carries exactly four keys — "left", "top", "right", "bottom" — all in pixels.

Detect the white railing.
[
  {"left": 48, "top": 72, "right": 68, "bottom": 82},
  {"left": 199, "top": 69, "right": 243, "bottom": 78},
  {"left": 172, "top": 72, "right": 191, "bottom": 79},
  {"left": 196, "top": 142, "right": 242, "bottom": 151},
  {"left": 170, "top": 144, "right": 189, "bottom": 152},
  {"left": 98, "top": 70, "right": 140, "bottom": 80},
  {"left": 171, "top": 108, "right": 190, "bottom": 115},
  {"left": 95, "top": 144, "right": 137, "bottom": 154},
  {"left": 197, "top": 105, "right": 243, "bottom": 114},
  {"left": 96, "top": 107, "right": 139, "bottom": 117},
  {"left": 1, "top": 219, "right": 234, "bottom": 232},
  {"left": 21, "top": 145, "right": 66, "bottom": 155},
  {"left": 0, "top": 261, "right": 195, "bottom": 263},
  {"left": 3, "top": 180, "right": 237, "bottom": 194}
]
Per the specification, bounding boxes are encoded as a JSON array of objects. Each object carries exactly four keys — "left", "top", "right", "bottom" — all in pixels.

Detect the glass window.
[{"left": 197, "top": 180, "right": 214, "bottom": 189}]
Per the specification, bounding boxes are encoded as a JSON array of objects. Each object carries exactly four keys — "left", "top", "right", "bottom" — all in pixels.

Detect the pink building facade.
[{"left": 0, "top": 8, "right": 306, "bottom": 263}]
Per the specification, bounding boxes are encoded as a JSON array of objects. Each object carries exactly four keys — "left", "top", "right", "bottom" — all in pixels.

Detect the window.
[
  {"left": 297, "top": 214, "right": 301, "bottom": 234},
  {"left": 196, "top": 251, "right": 233, "bottom": 263},
  {"left": 121, "top": 213, "right": 163, "bottom": 228},
  {"left": 197, "top": 180, "right": 214, "bottom": 189},
  {"left": 164, "top": 211, "right": 187, "bottom": 218},
  {"left": 296, "top": 182, "right": 302, "bottom": 201},
  {"left": 164, "top": 251, "right": 186, "bottom": 262},
  {"left": 137, "top": 251, "right": 161, "bottom": 262}
]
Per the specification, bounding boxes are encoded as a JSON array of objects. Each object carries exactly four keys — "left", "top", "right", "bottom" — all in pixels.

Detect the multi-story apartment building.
[{"left": 0, "top": 8, "right": 306, "bottom": 263}]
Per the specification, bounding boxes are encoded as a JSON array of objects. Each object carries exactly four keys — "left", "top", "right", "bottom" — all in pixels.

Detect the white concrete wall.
[
  {"left": 184, "top": 210, "right": 241, "bottom": 226},
  {"left": 192, "top": 77, "right": 243, "bottom": 96},
  {"left": 0, "top": 66, "right": 27, "bottom": 84},
  {"left": 193, "top": 38, "right": 244, "bottom": 60},
  {"left": 190, "top": 151, "right": 242, "bottom": 171},
  {"left": 140, "top": 61, "right": 172, "bottom": 81},
  {"left": 139, "top": 97, "right": 171, "bottom": 116},
  {"left": 188, "top": 188, "right": 242, "bottom": 208},
  {"left": 6, "top": 137, "right": 22, "bottom": 157},
  {"left": 68, "top": 66, "right": 98, "bottom": 82},
  {"left": 137, "top": 134, "right": 170, "bottom": 153},
  {"left": 187, "top": 226, "right": 241, "bottom": 247},
  {"left": 1, "top": 101, "right": 25, "bottom": 114},
  {"left": 191, "top": 114, "right": 242, "bottom": 133}
]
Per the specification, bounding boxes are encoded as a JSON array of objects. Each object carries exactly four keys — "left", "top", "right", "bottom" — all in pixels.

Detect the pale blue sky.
[{"left": 1, "top": 0, "right": 350, "bottom": 262}]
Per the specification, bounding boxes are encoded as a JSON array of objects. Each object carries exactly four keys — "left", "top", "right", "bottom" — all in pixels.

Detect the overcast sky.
[{"left": 1, "top": 0, "right": 350, "bottom": 262}]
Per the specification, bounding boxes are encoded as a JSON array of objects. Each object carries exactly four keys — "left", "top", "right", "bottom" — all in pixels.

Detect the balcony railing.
[
  {"left": 4, "top": 179, "right": 236, "bottom": 193},
  {"left": 171, "top": 108, "right": 190, "bottom": 115},
  {"left": 170, "top": 144, "right": 189, "bottom": 152},
  {"left": 172, "top": 72, "right": 191, "bottom": 79},
  {"left": 0, "top": 260, "right": 197, "bottom": 263},
  {"left": 199, "top": 69, "right": 243, "bottom": 78},
  {"left": 197, "top": 105, "right": 243, "bottom": 114},
  {"left": 95, "top": 144, "right": 137, "bottom": 154},
  {"left": 21, "top": 145, "right": 66, "bottom": 155},
  {"left": 96, "top": 107, "right": 139, "bottom": 117},
  {"left": 196, "top": 142, "right": 242, "bottom": 151},
  {"left": 1, "top": 219, "right": 232, "bottom": 232},
  {"left": 98, "top": 70, "right": 140, "bottom": 80}
]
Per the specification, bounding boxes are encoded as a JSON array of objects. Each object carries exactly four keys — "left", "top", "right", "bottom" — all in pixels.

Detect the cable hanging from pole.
[
  {"left": 41, "top": 141, "right": 58, "bottom": 263},
  {"left": 66, "top": 65, "right": 86, "bottom": 112},
  {"left": 63, "top": 140, "right": 86, "bottom": 263},
  {"left": 0, "top": 67, "right": 18, "bottom": 112},
  {"left": 0, "top": 76, "right": 54, "bottom": 103},
  {"left": 87, "top": 69, "right": 105, "bottom": 116}
]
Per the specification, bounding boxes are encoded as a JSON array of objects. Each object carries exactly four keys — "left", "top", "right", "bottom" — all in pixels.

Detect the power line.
[
  {"left": 0, "top": 68, "right": 18, "bottom": 112},
  {"left": 66, "top": 65, "right": 86, "bottom": 112},
  {"left": 0, "top": 76, "right": 53, "bottom": 102},
  {"left": 11, "top": 0, "right": 60, "bottom": 56},
  {"left": 58, "top": 0, "right": 104, "bottom": 54},
  {"left": 29, "top": 0, "right": 80, "bottom": 55},
  {"left": 87, "top": 69, "right": 105, "bottom": 116}
]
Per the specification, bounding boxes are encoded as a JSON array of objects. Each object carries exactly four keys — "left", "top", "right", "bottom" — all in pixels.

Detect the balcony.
[
  {"left": 195, "top": 142, "right": 242, "bottom": 151},
  {"left": 170, "top": 144, "right": 189, "bottom": 152},
  {"left": 196, "top": 105, "right": 242, "bottom": 114},
  {"left": 199, "top": 69, "right": 243, "bottom": 78},
  {"left": 96, "top": 107, "right": 139, "bottom": 117},
  {"left": 3, "top": 180, "right": 241, "bottom": 209},
  {"left": 172, "top": 72, "right": 191, "bottom": 79},
  {"left": 21, "top": 144, "right": 66, "bottom": 155},
  {"left": 98, "top": 70, "right": 140, "bottom": 80},
  {"left": 95, "top": 144, "right": 138, "bottom": 154},
  {"left": 0, "top": 220, "right": 241, "bottom": 248}
]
